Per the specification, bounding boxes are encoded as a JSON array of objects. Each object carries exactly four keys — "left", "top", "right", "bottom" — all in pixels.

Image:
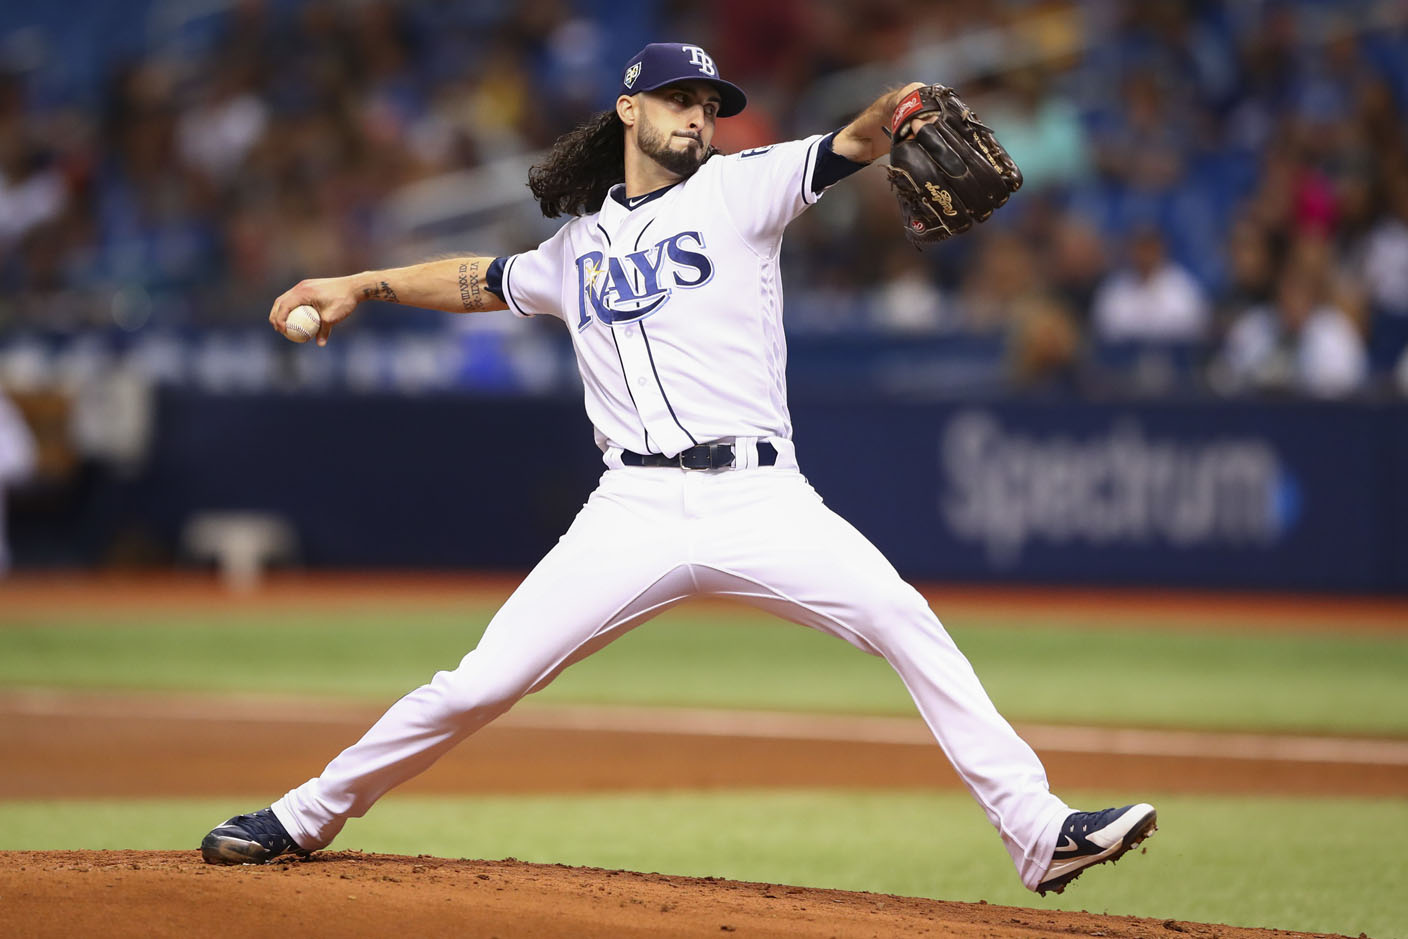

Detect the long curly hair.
[
  {"left": 528, "top": 109, "right": 626, "bottom": 219},
  {"left": 527, "top": 106, "right": 723, "bottom": 218}
]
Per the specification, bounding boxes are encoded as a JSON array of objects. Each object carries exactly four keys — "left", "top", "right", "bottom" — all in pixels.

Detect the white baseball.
[{"left": 285, "top": 304, "right": 322, "bottom": 344}]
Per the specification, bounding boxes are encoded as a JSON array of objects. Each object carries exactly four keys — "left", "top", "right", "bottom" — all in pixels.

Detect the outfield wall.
[
  {"left": 793, "top": 400, "right": 1405, "bottom": 593},
  {"left": 50, "top": 391, "right": 1408, "bottom": 592}
]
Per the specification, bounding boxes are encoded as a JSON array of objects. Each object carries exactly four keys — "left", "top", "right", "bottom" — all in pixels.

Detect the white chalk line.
[{"left": 3, "top": 689, "right": 1406, "bottom": 767}]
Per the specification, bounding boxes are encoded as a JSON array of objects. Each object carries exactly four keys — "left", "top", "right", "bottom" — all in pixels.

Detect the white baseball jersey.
[
  {"left": 271, "top": 130, "right": 1077, "bottom": 894},
  {"left": 498, "top": 135, "right": 832, "bottom": 458}
]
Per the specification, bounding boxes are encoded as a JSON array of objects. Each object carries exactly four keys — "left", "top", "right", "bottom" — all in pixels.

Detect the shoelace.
[{"left": 1059, "top": 807, "right": 1121, "bottom": 847}]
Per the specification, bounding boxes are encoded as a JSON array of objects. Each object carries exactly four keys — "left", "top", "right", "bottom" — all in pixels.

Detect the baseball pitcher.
[{"left": 202, "top": 43, "right": 1155, "bottom": 896}]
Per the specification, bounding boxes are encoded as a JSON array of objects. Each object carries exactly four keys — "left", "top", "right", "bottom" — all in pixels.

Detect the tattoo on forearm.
[
  {"left": 457, "top": 260, "right": 483, "bottom": 312},
  {"left": 363, "top": 280, "right": 399, "bottom": 303}
]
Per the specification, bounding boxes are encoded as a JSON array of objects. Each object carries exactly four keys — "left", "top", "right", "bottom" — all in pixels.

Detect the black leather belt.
[{"left": 622, "top": 441, "right": 778, "bottom": 470}]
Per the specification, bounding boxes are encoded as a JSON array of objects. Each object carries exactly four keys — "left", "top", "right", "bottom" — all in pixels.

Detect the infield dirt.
[{"left": 0, "top": 850, "right": 1359, "bottom": 939}]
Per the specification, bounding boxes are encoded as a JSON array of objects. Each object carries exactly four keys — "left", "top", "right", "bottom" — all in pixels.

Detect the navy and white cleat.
[
  {"left": 201, "top": 808, "right": 310, "bottom": 865},
  {"left": 1036, "top": 803, "right": 1157, "bottom": 895}
]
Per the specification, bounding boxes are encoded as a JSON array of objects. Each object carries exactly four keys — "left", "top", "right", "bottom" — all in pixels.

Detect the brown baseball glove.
[{"left": 884, "top": 84, "right": 1023, "bottom": 245}]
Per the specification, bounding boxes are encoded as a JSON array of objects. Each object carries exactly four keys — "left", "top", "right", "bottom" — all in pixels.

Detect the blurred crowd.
[
  {"left": 788, "top": 1, "right": 1408, "bottom": 398},
  {"left": 1, "top": 0, "right": 1407, "bottom": 399}
]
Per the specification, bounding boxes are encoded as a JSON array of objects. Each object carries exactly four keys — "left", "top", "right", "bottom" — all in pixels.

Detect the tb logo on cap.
[{"left": 682, "top": 45, "right": 716, "bottom": 76}]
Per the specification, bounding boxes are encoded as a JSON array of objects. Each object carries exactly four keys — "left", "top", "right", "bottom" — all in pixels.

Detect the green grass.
[
  {"left": 1, "top": 791, "right": 1401, "bottom": 938},
  {"left": 2, "top": 605, "right": 1405, "bottom": 735}
]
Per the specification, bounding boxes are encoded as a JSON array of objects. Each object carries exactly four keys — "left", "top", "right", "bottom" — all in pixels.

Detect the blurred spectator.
[
  {"left": 0, "top": 0, "right": 1406, "bottom": 401},
  {"left": 1044, "top": 213, "right": 1108, "bottom": 323},
  {"left": 1357, "top": 179, "right": 1408, "bottom": 318},
  {"left": 1286, "top": 233, "right": 1369, "bottom": 338},
  {"left": 1092, "top": 227, "right": 1209, "bottom": 341},
  {"left": 1214, "top": 265, "right": 1367, "bottom": 398},
  {"left": 462, "top": 47, "right": 537, "bottom": 159},
  {"left": 1221, "top": 4, "right": 1300, "bottom": 153},
  {"left": 0, "top": 143, "right": 68, "bottom": 251},
  {"left": 714, "top": 0, "right": 814, "bottom": 89},
  {"left": 176, "top": 68, "right": 269, "bottom": 183},
  {"left": 870, "top": 253, "right": 950, "bottom": 333},
  {"left": 1219, "top": 219, "right": 1276, "bottom": 325},
  {"left": 1242, "top": 145, "right": 1346, "bottom": 244},
  {"left": 1007, "top": 295, "right": 1082, "bottom": 392},
  {"left": 977, "top": 68, "right": 1090, "bottom": 193},
  {"left": 956, "top": 228, "right": 1081, "bottom": 389},
  {"left": 958, "top": 230, "right": 1048, "bottom": 334},
  {"left": 1092, "top": 71, "right": 1186, "bottom": 192},
  {"left": 0, "top": 389, "right": 37, "bottom": 574}
]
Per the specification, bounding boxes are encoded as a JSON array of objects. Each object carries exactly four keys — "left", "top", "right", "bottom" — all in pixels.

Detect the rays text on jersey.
[{"left": 573, "top": 232, "right": 715, "bottom": 329}]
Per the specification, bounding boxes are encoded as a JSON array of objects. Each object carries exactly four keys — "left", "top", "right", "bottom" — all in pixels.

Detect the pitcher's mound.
[{"left": 0, "top": 850, "right": 1348, "bottom": 938}]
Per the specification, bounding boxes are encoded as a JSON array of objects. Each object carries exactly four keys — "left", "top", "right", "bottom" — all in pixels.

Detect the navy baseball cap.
[{"left": 619, "top": 43, "right": 747, "bottom": 117}]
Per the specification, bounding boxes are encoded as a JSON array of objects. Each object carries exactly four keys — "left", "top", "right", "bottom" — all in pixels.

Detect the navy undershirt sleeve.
[
  {"left": 811, "top": 130, "right": 870, "bottom": 195},
  {"left": 485, "top": 256, "right": 507, "bottom": 302}
]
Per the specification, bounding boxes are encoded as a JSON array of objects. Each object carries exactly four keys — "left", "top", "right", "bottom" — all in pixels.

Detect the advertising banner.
[{"left": 135, "top": 393, "right": 1407, "bottom": 592}]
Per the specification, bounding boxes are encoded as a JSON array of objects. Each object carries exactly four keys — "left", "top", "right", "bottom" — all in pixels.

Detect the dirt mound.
[{"left": 0, "top": 851, "right": 1350, "bottom": 938}]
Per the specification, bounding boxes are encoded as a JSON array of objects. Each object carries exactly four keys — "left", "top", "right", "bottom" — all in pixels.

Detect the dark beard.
[{"left": 637, "top": 114, "right": 706, "bottom": 178}]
